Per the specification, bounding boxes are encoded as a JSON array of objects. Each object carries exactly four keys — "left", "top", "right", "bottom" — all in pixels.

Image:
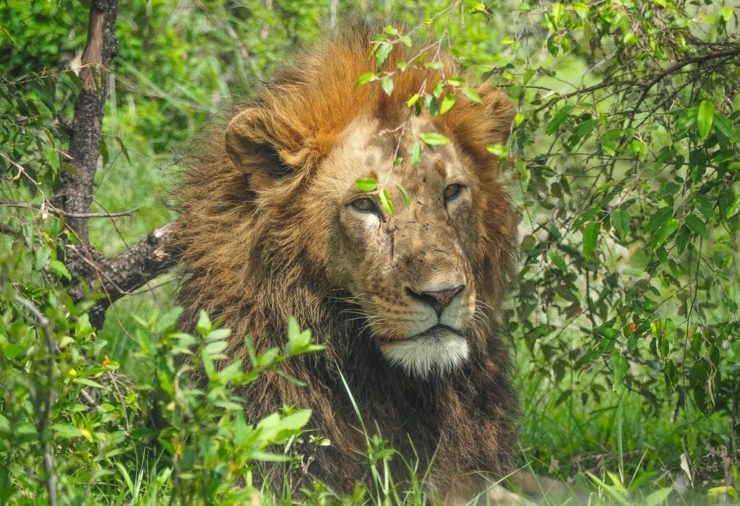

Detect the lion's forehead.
[{"left": 323, "top": 115, "right": 463, "bottom": 193}]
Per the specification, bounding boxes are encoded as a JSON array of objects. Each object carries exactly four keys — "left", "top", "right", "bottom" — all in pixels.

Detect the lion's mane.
[{"left": 176, "top": 26, "right": 518, "bottom": 495}]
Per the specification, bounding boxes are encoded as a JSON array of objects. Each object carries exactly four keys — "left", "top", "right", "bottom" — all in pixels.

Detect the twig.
[
  {"left": 0, "top": 223, "right": 19, "bottom": 236},
  {"left": 0, "top": 200, "right": 139, "bottom": 218},
  {"left": 529, "top": 45, "right": 740, "bottom": 116},
  {"left": 13, "top": 294, "right": 58, "bottom": 506}
]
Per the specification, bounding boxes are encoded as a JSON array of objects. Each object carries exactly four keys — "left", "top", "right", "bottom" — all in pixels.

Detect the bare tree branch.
[
  {"left": 0, "top": 200, "right": 140, "bottom": 218},
  {"left": 57, "top": 0, "right": 118, "bottom": 245},
  {"left": 53, "top": 0, "right": 180, "bottom": 327},
  {"left": 82, "top": 223, "right": 179, "bottom": 326}
]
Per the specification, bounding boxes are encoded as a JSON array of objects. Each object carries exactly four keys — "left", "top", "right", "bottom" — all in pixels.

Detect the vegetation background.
[{"left": 0, "top": 0, "right": 737, "bottom": 504}]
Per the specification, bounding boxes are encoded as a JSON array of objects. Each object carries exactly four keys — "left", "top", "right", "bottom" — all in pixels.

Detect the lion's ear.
[
  {"left": 225, "top": 107, "right": 295, "bottom": 180},
  {"left": 477, "top": 86, "right": 515, "bottom": 145}
]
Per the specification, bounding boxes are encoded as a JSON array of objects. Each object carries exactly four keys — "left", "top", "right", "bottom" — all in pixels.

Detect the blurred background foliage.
[{"left": 0, "top": 0, "right": 737, "bottom": 504}]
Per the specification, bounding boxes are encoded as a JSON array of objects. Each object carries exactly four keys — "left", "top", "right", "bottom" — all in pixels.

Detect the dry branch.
[{"left": 57, "top": 0, "right": 178, "bottom": 328}]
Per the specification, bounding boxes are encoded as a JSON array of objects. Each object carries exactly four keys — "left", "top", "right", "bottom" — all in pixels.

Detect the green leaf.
[
  {"left": 381, "top": 77, "right": 394, "bottom": 96},
  {"left": 462, "top": 87, "right": 482, "bottom": 104},
  {"left": 396, "top": 184, "right": 411, "bottom": 208},
  {"left": 546, "top": 105, "right": 574, "bottom": 134},
  {"left": 610, "top": 208, "right": 630, "bottom": 239},
  {"left": 2, "top": 343, "right": 26, "bottom": 360},
  {"left": 286, "top": 316, "right": 322, "bottom": 356},
  {"left": 713, "top": 113, "right": 736, "bottom": 143},
  {"left": 410, "top": 143, "right": 422, "bottom": 165},
  {"left": 549, "top": 252, "right": 567, "bottom": 272},
  {"left": 195, "top": 310, "right": 212, "bottom": 336},
  {"left": 611, "top": 352, "right": 628, "bottom": 390},
  {"left": 114, "top": 136, "right": 132, "bottom": 164},
  {"left": 652, "top": 218, "right": 679, "bottom": 248},
  {"left": 354, "top": 178, "right": 378, "bottom": 192},
  {"left": 419, "top": 132, "right": 449, "bottom": 145},
  {"left": 374, "top": 42, "right": 393, "bottom": 66},
  {"left": 51, "top": 423, "right": 82, "bottom": 439},
  {"left": 645, "top": 207, "right": 673, "bottom": 232},
  {"left": 276, "top": 409, "right": 312, "bottom": 434},
  {"left": 439, "top": 94, "right": 456, "bottom": 114},
  {"left": 643, "top": 488, "right": 672, "bottom": 506},
  {"left": 684, "top": 214, "right": 708, "bottom": 239},
  {"left": 582, "top": 222, "right": 600, "bottom": 259},
  {"left": 406, "top": 93, "right": 420, "bottom": 108},
  {"left": 379, "top": 189, "right": 396, "bottom": 215},
  {"left": 355, "top": 72, "right": 376, "bottom": 86},
  {"left": 697, "top": 99, "right": 714, "bottom": 140},
  {"left": 204, "top": 340, "right": 228, "bottom": 356},
  {"left": 49, "top": 259, "right": 71, "bottom": 280},
  {"left": 487, "top": 144, "right": 508, "bottom": 158}
]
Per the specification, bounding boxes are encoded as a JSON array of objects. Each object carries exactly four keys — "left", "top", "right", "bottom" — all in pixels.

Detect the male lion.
[{"left": 177, "top": 27, "right": 521, "bottom": 503}]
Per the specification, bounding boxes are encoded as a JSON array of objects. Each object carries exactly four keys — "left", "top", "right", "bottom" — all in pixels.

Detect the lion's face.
[
  {"left": 216, "top": 38, "right": 516, "bottom": 380},
  {"left": 304, "top": 115, "right": 489, "bottom": 376}
]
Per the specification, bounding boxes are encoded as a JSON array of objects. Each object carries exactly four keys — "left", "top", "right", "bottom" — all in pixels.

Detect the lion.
[{"left": 176, "top": 26, "right": 523, "bottom": 503}]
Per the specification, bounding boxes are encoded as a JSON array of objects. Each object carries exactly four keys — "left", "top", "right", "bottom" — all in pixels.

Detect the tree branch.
[
  {"left": 57, "top": 0, "right": 118, "bottom": 246},
  {"left": 52, "top": 0, "right": 180, "bottom": 328},
  {"left": 528, "top": 44, "right": 740, "bottom": 115},
  {"left": 0, "top": 200, "right": 139, "bottom": 218},
  {"left": 81, "top": 223, "right": 179, "bottom": 326},
  {"left": 0, "top": 223, "right": 19, "bottom": 236}
]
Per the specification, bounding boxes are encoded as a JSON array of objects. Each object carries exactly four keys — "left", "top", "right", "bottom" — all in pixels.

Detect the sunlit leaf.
[
  {"left": 549, "top": 252, "right": 567, "bottom": 272},
  {"left": 354, "top": 178, "right": 378, "bottom": 192},
  {"left": 355, "top": 72, "right": 376, "bottom": 86},
  {"left": 651, "top": 218, "right": 679, "bottom": 248},
  {"left": 462, "top": 87, "right": 482, "bottom": 104},
  {"left": 419, "top": 132, "right": 449, "bottom": 145},
  {"left": 379, "top": 189, "right": 396, "bottom": 215},
  {"left": 697, "top": 99, "right": 714, "bottom": 140},
  {"left": 439, "top": 94, "right": 456, "bottom": 114},
  {"left": 381, "top": 77, "right": 394, "bottom": 96},
  {"left": 583, "top": 222, "right": 600, "bottom": 259}
]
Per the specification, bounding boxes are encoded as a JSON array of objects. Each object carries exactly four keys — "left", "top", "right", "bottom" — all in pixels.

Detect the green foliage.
[
  {"left": 1, "top": 285, "right": 321, "bottom": 503},
  {"left": 494, "top": 0, "right": 738, "bottom": 483}
]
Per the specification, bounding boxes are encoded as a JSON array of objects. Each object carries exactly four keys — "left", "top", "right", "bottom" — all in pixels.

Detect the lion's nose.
[{"left": 407, "top": 285, "right": 465, "bottom": 316}]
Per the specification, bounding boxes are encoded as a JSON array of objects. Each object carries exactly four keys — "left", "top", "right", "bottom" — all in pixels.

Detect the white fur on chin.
[{"left": 380, "top": 327, "right": 469, "bottom": 377}]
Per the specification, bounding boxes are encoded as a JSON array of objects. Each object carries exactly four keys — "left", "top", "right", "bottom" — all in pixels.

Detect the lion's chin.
[{"left": 379, "top": 325, "right": 469, "bottom": 377}]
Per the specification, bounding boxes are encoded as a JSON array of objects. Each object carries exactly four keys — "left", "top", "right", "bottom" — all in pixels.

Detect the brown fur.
[{"left": 176, "top": 25, "right": 518, "bottom": 501}]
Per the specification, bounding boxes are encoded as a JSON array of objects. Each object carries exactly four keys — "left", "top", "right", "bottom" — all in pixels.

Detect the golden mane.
[{"left": 224, "top": 27, "right": 513, "bottom": 175}]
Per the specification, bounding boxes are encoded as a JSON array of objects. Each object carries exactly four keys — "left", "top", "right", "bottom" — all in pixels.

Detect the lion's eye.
[
  {"left": 350, "top": 197, "right": 378, "bottom": 213},
  {"left": 443, "top": 184, "right": 464, "bottom": 202}
]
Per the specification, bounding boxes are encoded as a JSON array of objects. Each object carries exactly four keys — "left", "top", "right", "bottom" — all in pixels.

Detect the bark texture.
[{"left": 58, "top": 0, "right": 177, "bottom": 327}]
